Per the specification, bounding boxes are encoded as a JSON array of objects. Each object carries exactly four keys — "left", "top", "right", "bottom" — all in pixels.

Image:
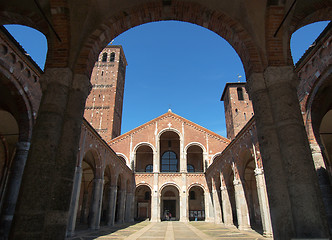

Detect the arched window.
[
  {"left": 145, "top": 164, "right": 153, "bottom": 172},
  {"left": 161, "top": 151, "right": 178, "bottom": 172},
  {"left": 189, "top": 190, "right": 196, "bottom": 200},
  {"left": 144, "top": 191, "right": 150, "bottom": 200},
  {"left": 110, "top": 52, "right": 115, "bottom": 62},
  {"left": 237, "top": 87, "right": 244, "bottom": 100},
  {"left": 102, "top": 52, "right": 107, "bottom": 62},
  {"left": 187, "top": 164, "right": 195, "bottom": 172}
]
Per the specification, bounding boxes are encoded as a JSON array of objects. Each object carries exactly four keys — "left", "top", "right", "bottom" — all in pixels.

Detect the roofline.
[
  {"left": 220, "top": 82, "right": 246, "bottom": 101},
  {"left": 109, "top": 111, "right": 230, "bottom": 144}
]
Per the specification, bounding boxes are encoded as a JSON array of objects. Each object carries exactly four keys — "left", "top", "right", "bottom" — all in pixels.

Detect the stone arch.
[
  {"left": 82, "top": 148, "right": 103, "bottom": 178},
  {"left": 188, "top": 184, "right": 206, "bottom": 221},
  {"left": 134, "top": 144, "right": 154, "bottom": 172},
  {"left": 133, "top": 142, "right": 156, "bottom": 153},
  {"left": 159, "top": 182, "right": 181, "bottom": 221},
  {"left": 158, "top": 127, "right": 182, "bottom": 140},
  {"left": 184, "top": 142, "right": 206, "bottom": 153},
  {"left": 75, "top": 1, "right": 264, "bottom": 77},
  {"left": 135, "top": 183, "right": 152, "bottom": 220},
  {"left": 116, "top": 153, "right": 128, "bottom": 165},
  {"left": 186, "top": 144, "right": 204, "bottom": 172},
  {"left": 187, "top": 183, "right": 206, "bottom": 193}
]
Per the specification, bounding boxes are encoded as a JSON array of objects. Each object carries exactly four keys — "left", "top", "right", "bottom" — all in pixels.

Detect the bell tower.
[
  {"left": 84, "top": 45, "right": 127, "bottom": 142},
  {"left": 221, "top": 82, "right": 254, "bottom": 140}
]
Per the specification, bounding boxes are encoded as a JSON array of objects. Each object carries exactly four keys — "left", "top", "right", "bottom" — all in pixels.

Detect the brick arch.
[
  {"left": 188, "top": 183, "right": 206, "bottom": 193},
  {"left": 0, "top": 68, "right": 34, "bottom": 142},
  {"left": 133, "top": 142, "right": 156, "bottom": 153},
  {"left": 75, "top": 0, "right": 264, "bottom": 77},
  {"left": 82, "top": 148, "right": 103, "bottom": 178}
]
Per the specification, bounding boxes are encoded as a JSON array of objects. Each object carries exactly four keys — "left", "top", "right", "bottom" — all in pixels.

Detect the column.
[
  {"left": 0, "top": 141, "right": 30, "bottom": 239},
  {"left": 233, "top": 175, "right": 250, "bottom": 230},
  {"left": 211, "top": 178, "right": 222, "bottom": 224},
  {"left": 89, "top": 178, "right": 104, "bottom": 230},
  {"left": 179, "top": 174, "right": 188, "bottom": 222},
  {"left": 66, "top": 166, "right": 83, "bottom": 237},
  {"left": 254, "top": 168, "right": 273, "bottom": 237},
  {"left": 204, "top": 187, "right": 214, "bottom": 222},
  {"left": 118, "top": 190, "right": 126, "bottom": 223},
  {"left": 107, "top": 185, "right": 117, "bottom": 226},
  {"left": 151, "top": 173, "right": 160, "bottom": 222},
  {"left": 125, "top": 192, "right": 134, "bottom": 222},
  {"left": 153, "top": 151, "right": 159, "bottom": 173},
  {"left": 220, "top": 173, "right": 233, "bottom": 226},
  {"left": 247, "top": 67, "right": 330, "bottom": 239}
]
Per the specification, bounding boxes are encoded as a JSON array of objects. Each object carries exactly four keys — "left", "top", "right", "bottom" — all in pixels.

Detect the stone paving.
[{"left": 67, "top": 221, "right": 269, "bottom": 240}]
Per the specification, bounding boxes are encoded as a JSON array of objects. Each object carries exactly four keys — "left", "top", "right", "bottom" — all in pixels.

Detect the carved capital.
[
  {"left": 72, "top": 74, "right": 92, "bottom": 97},
  {"left": 16, "top": 141, "right": 31, "bottom": 151},
  {"left": 263, "top": 66, "right": 299, "bottom": 88},
  {"left": 39, "top": 68, "right": 73, "bottom": 92},
  {"left": 254, "top": 167, "right": 264, "bottom": 176},
  {"left": 245, "top": 72, "right": 265, "bottom": 97}
]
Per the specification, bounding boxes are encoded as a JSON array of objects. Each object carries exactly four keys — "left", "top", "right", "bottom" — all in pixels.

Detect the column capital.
[
  {"left": 264, "top": 66, "right": 299, "bottom": 88},
  {"left": 220, "top": 185, "right": 227, "bottom": 191},
  {"left": 40, "top": 67, "right": 73, "bottom": 92},
  {"left": 16, "top": 141, "right": 30, "bottom": 151},
  {"left": 233, "top": 178, "right": 241, "bottom": 186},
  {"left": 254, "top": 168, "right": 264, "bottom": 176},
  {"left": 72, "top": 74, "right": 92, "bottom": 97}
]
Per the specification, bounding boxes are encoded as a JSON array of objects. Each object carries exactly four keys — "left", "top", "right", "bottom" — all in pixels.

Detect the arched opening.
[
  {"left": 160, "top": 131, "right": 180, "bottom": 172},
  {"left": 320, "top": 110, "right": 332, "bottom": 169},
  {"left": 188, "top": 186, "right": 205, "bottom": 221},
  {"left": 160, "top": 185, "right": 180, "bottom": 221},
  {"left": 0, "top": 110, "right": 18, "bottom": 205},
  {"left": 243, "top": 159, "right": 262, "bottom": 232},
  {"left": 135, "top": 145, "right": 153, "bottom": 172},
  {"left": 186, "top": 145, "right": 203, "bottom": 172},
  {"left": 76, "top": 154, "right": 96, "bottom": 229},
  {"left": 134, "top": 185, "right": 151, "bottom": 220}
]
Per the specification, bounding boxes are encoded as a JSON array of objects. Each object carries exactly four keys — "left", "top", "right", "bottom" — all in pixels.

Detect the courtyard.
[{"left": 67, "top": 221, "right": 268, "bottom": 240}]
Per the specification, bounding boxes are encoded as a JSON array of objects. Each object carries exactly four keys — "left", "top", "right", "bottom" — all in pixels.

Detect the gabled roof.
[{"left": 108, "top": 111, "right": 230, "bottom": 144}]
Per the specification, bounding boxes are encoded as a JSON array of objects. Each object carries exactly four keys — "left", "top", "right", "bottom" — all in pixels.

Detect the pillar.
[
  {"left": 220, "top": 173, "right": 233, "bottom": 226},
  {"left": 211, "top": 178, "right": 222, "bottom": 224},
  {"left": 0, "top": 141, "right": 30, "bottom": 239},
  {"left": 10, "top": 69, "right": 93, "bottom": 239},
  {"left": 204, "top": 187, "right": 214, "bottom": 222},
  {"left": 66, "top": 166, "right": 83, "bottom": 237},
  {"left": 246, "top": 67, "right": 330, "bottom": 239},
  {"left": 254, "top": 168, "right": 273, "bottom": 237},
  {"left": 107, "top": 185, "right": 117, "bottom": 226},
  {"left": 179, "top": 173, "right": 188, "bottom": 222},
  {"left": 89, "top": 178, "right": 104, "bottom": 230},
  {"left": 125, "top": 192, "right": 134, "bottom": 222},
  {"left": 233, "top": 177, "right": 250, "bottom": 230},
  {"left": 118, "top": 190, "right": 126, "bottom": 223},
  {"left": 150, "top": 173, "right": 160, "bottom": 222}
]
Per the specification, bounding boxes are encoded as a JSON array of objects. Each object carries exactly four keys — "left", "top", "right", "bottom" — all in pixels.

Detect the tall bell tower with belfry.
[
  {"left": 84, "top": 45, "right": 127, "bottom": 142},
  {"left": 221, "top": 82, "right": 254, "bottom": 140}
]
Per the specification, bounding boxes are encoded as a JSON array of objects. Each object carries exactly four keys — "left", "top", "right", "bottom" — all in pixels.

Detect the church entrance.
[{"left": 160, "top": 185, "right": 179, "bottom": 221}]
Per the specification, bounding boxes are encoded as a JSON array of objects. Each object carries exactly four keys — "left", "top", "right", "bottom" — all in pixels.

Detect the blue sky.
[{"left": 4, "top": 20, "right": 330, "bottom": 137}]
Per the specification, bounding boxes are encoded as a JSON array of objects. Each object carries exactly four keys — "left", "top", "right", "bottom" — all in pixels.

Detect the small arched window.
[
  {"left": 161, "top": 151, "right": 178, "bottom": 172},
  {"left": 102, "top": 52, "right": 107, "bottom": 62},
  {"left": 189, "top": 190, "right": 196, "bottom": 200},
  {"left": 110, "top": 52, "right": 115, "bottom": 62},
  {"left": 237, "top": 87, "right": 244, "bottom": 100},
  {"left": 187, "top": 164, "right": 195, "bottom": 172},
  {"left": 145, "top": 164, "right": 153, "bottom": 172}
]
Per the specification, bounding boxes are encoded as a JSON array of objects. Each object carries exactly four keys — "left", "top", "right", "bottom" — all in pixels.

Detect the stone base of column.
[
  {"left": 150, "top": 217, "right": 160, "bottom": 222},
  {"left": 263, "top": 232, "right": 273, "bottom": 238},
  {"left": 237, "top": 225, "right": 251, "bottom": 231}
]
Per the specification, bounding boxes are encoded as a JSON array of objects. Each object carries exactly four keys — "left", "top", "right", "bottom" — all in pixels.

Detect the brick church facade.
[{"left": 0, "top": 1, "right": 331, "bottom": 239}]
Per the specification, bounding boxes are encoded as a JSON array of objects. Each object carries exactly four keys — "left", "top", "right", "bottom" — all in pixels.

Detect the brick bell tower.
[
  {"left": 84, "top": 45, "right": 127, "bottom": 142},
  {"left": 221, "top": 82, "right": 254, "bottom": 140}
]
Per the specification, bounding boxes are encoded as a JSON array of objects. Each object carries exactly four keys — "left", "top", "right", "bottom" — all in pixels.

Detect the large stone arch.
[{"left": 74, "top": 1, "right": 264, "bottom": 77}]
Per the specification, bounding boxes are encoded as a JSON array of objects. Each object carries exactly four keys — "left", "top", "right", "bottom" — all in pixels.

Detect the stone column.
[
  {"left": 211, "top": 178, "right": 222, "bottom": 224},
  {"left": 179, "top": 174, "right": 188, "bottom": 222},
  {"left": 80, "top": 191, "right": 89, "bottom": 223},
  {"left": 89, "top": 178, "right": 104, "bottom": 230},
  {"left": 0, "top": 141, "right": 30, "bottom": 239},
  {"left": 247, "top": 67, "right": 330, "bottom": 239},
  {"left": 66, "top": 166, "right": 83, "bottom": 236},
  {"left": 204, "top": 188, "right": 214, "bottom": 222},
  {"left": 254, "top": 168, "right": 273, "bottom": 237},
  {"left": 153, "top": 151, "right": 159, "bottom": 173},
  {"left": 125, "top": 192, "right": 134, "bottom": 222},
  {"left": 219, "top": 172, "right": 233, "bottom": 226},
  {"left": 151, "top": 173, "right": 160, "bottom": 222},
  {"left": 233, "top": 177, "right": 250, "bottom": 230},
  {"left": 118, "top": 190, "right": 126, "bottom": 223},
  {"left": 107, "top": 185, "right": 117, "bottom": 226}
]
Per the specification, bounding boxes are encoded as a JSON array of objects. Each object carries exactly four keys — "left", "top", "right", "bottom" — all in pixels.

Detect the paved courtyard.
[{"left": 68, "top": 221, "right": 269, "bottom": 240}]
